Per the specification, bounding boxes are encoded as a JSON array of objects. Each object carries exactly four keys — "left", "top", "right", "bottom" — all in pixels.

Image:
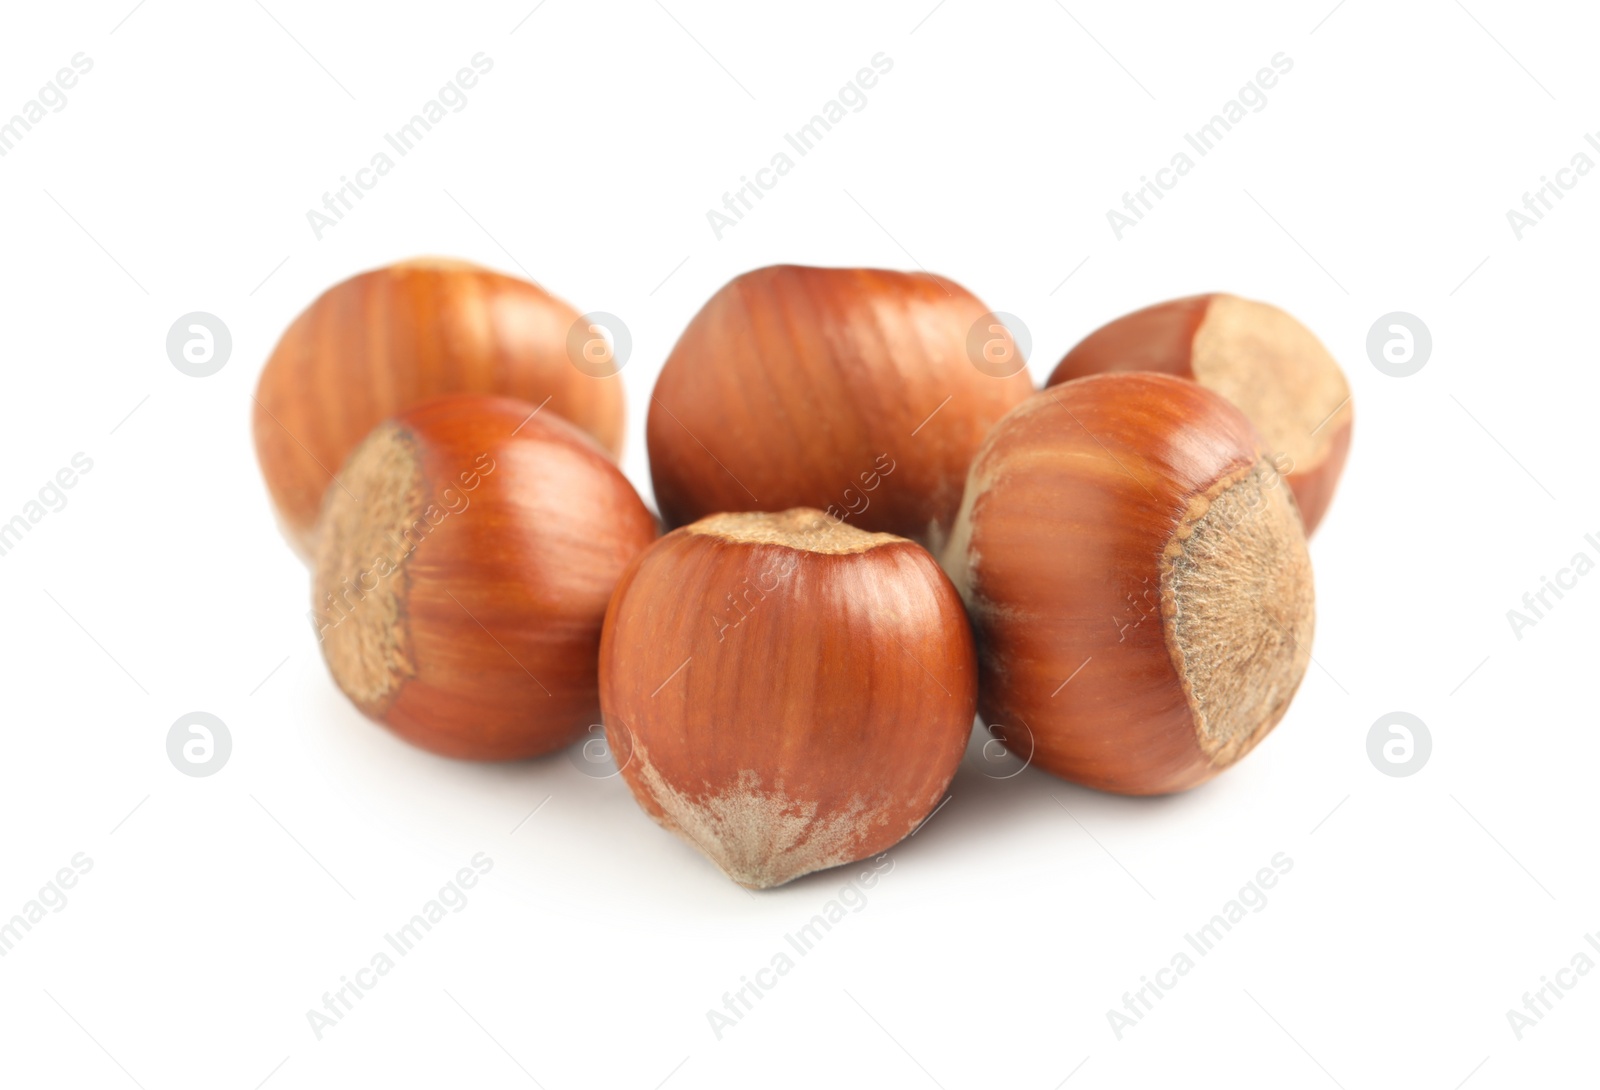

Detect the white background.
[{"left": 1, "top": 1, "right": 1595, "bottom": 1087}]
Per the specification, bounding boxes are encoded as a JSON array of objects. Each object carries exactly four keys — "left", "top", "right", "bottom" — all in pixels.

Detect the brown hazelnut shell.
[
  {"left": 942, "top": 373, "right": 1314, "bottom": 795},
  {"left": 255, "top": 258, "right": 625, "bottom": 558},
  {"left": 646, "top": 265, "right": 1034, "bottom": 551},
  {"left": 1047, "top": 293, "right": 1352, "bottom": 534},
  {"left": 311, "top": 393, "right": 656, "bottom": 760},
  {"left": 599, "top": 508, "right": 977, "bottom": 888}
]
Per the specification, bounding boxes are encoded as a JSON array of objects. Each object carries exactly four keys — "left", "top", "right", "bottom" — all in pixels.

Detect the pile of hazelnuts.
[{"left": 254, "top": 259, "right": 1351, "bottom": 890}]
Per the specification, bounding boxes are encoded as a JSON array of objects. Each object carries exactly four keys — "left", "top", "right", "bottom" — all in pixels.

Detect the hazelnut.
[
  {"left": 312, "top": 393, "right": 656, "bottom": 760},
  {"left": 254, "top": 258, "right": 625, "bottom": 558},
  {"left": 646, "top": 265, "right": 1033, "bottom": 551},
  {"left": 942, "top": 373, "right": 1314, "bottom": 795},
  {"left": 599, "top": 508, "right": 976, "bottom": 888},
  {"left": 1047, "top": 293, "right": 1352, "bottom": 533}
]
